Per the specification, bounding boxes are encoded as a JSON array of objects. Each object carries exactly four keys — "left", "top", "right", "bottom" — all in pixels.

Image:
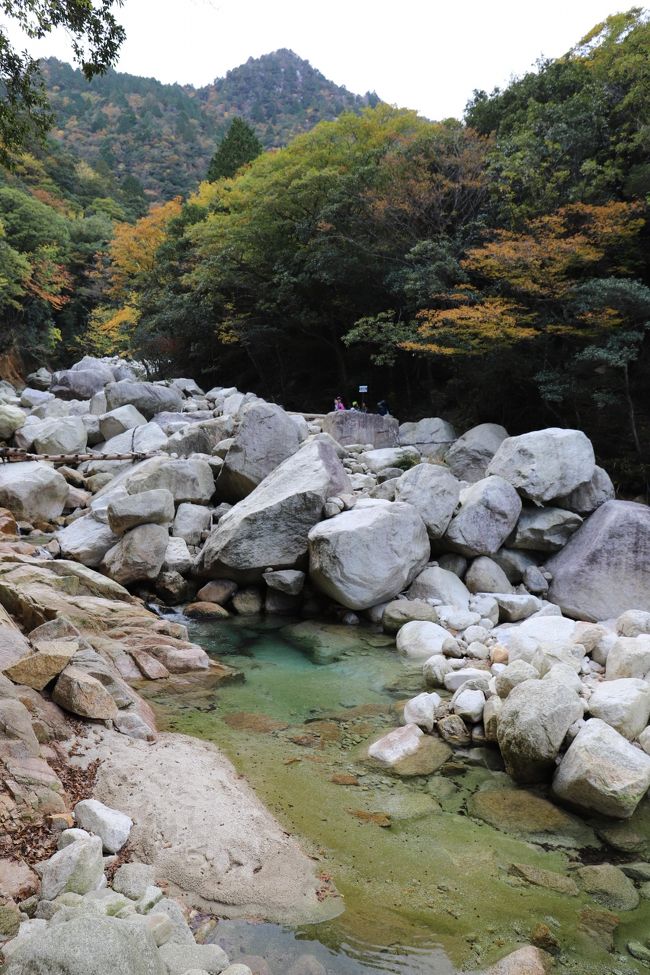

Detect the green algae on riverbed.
[{"left": 143, "top": 617, "right": 650, "bottom": 975}]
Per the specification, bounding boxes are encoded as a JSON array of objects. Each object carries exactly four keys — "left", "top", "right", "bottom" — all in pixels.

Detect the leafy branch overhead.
[{"left": 0, "top": 0, "right": 125, "bottom": 165}]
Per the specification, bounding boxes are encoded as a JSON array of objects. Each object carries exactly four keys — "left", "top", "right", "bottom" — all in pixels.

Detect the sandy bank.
[{"left": 71, "top": 727, "right": 341, "bottom": 925}]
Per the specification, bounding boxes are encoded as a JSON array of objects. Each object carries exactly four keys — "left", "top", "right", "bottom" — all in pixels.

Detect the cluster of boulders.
[
  {"left": 3, "top": 355, "right": 650, "bottom": 970},
  {"left": 0, "top": 794, "right": 248, "bottom": 975},
  {"left": 0, "top": 358, "right": 650, "bottom": 822}
]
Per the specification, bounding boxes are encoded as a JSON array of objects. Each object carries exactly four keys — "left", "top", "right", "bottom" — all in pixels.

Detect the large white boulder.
[
  {"left": 605, "top": 636, "right": 650, "bottom": 681},
  {"left": 444, "top": 476, "right": 522, "bottom": 557},
  {"left": 172, "top": 502, "right": 211, "bottom": 545},
  {"left": 408, "top": 565, "right": 471, "bottom": 607},
  {"left": 104, "top": 380, "right": 183, "bottom": 418},
  {"left": 553, "top": 718, "right": 650, "bottom": 818},
  {"left": 403, "top": 691, "right": 441, "bottom": 731},
  {"left": 31, "top": 415, "right": 88, "bottom": 455},
  {"left": 0, "top": 462, "right": 68, "bottom": 521},
  {"left": 308, "top": 499, "right": 429, "bottom": 610},
  {"left": 0, "top": 404, "right": 26, "bottom": 440},
  {"left": 393, "top": 464, "right": 460, "bottom": 539},
  {"left": 487, "top": 428, "right": 595, "bottom": 503},
  {"left": 547, "top": 500, "right": 650, "bottom": 620},
  {"left": 465, "top": 556, "right": 513, "bottom": 594},
  {"left": 36, "top": 835, "right": 105, "bottom": 900},
  {"left": 98, "top": 404, "right": 148, "bottom": 441},
  {"left": 122, "top": 457, "right": 215, "bottom": 503},
  {"left": 510, "top": 506, "right": 582, "bottom": 552},
  {"left": 74, "top": 798, "right": 132, "bottom": 853},
  {"left": 219, "top": 400, "right": 302, "bottom": 499},
  {"left": 445, "top": 423, "right": 508, "bottom": 483},
  {"left": 101, "top": 524, "right": 169, "bottom": 585},
  {"left": 396, "top": 620, "right": 458, "bottom": 659},
  {"left": 322, "top": 410, "right": 399, "bottom": 448},
  {"left": 497, "top": 678, "right": 584, "bottom": 783},
  {"left": 107, "top": 489, "right": 175, "bottom": 534},
  {"left": 398, "top": 417, "right": 456, "bottom": 461},
  {"left": 368, "top": 724, "right": 423, "bottom": 765},
  {"left": 555, "top": 465, "right": 615, "bottom": 515},
  {"left": 51, "top": 359, "right": 115, "bottom": 399},
  {"left": 587, "top": 678, "right": 650, "bottom": 740},
  {"left": 360, "top": 446, "right": 420, "bottom": 473},
  {"left": 57, "top": 515, "right": 120, "bottom": 568},
  {"left": 100, "top": 421, "right": 168, "bottom": 455},
  {"left": 199, "top": 439, "right": 350, "bottom": 582}
]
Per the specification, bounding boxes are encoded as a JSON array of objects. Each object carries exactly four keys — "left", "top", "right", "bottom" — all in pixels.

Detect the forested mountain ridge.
[{"left": 41, "top": 50, "right": 379, "bottom": 199}]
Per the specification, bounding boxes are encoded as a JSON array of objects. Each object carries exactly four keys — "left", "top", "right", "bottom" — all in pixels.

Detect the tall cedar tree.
[{"left": 206, "top": 117, "right": 263, "bottom": 181}]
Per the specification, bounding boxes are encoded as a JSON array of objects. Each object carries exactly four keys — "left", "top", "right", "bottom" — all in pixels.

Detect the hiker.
[
  {"left": 334, "top": 395, "right": 346, "bottom": 411},
  {"left": 350, "top": 401, "right": 359, "bottom": 412},
  {"left": 377, "top": 399, "right": 390, "bottom": 416}
]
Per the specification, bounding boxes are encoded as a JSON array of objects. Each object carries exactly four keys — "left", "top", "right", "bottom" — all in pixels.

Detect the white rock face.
[
  {"left": 497, "top": 679, "right": 584, "bottom": 783},
  {"left": 555, "top": 465, "right": 615, "bottom": 515},
  {"left": 587, "top": 678, "right": 650, "bottom": 740},
  {"left": 57, "top": 515, "right": 120, "bottom": 568},
  {"left": 104, "top": 380, "right": 183, "bottom": 418},
  {"left": 443, "top": 667, "right": 490, "bottom": 692},
  {"left": 309, "top": 500, "right": 430, "bottom": 610},
  {"left": 360, "top": 446, "right": 420, "bottom": 473},
  {"left": 393, "top": 464, "right": 460, "bottom": 539},
  {"left": 172, "top": 502, "right": 212, "bottom": 545},
  {"left": 487, "top": 428, "right": 595, "bottom": 503},
  {"left": 553, "top": 718, "right": 650, "bottom": 818},
  {"left": 99, "top": 404, "right": 148, "bottom": 441},
  {"left": 322, "top": 411, "right": 398, "bottom": 448},
  {"left": 403, "top": 691, "right": 441, "bottom": 731},
  {"left": 444, "top": 476, "right": 522, "bottom": 557},
  {"left": 101, "top": 524, "right": 169, "bottom": 585},
  {"left": 445, "top": 423, "right": 509, "bottom": 483},
  {"left": 453, "top": 687, "right": 485, "bottom": 723},
  {"left": 495, "top": 660, "right": 539, "bottom": 698},
  {"left": 107, "top": 489, "right": 175, "bottom": 534},
  {"left": 617, "top": 610, "right": 650, "bottom": 638},
  {"left": 36, "top": 835, "right": 105, "bottom": 900},
  {"left": 501, "top": 614, "right": 577, "bottom": 650},
  {"left": 0, "top": 461, "right": 68, "bottom": 521},
  {"left": 0, "top": 404, "right": 26, "bottom": 440},
  {"left": 465, "top": 557, "right": 513, "bottom": 594},
  {"left": 74, "top": 798, "right": 133, "bottom": 853},
  {"left": 123, "top": 457, "right": 215, "bottom": 504},
  {"left": 219, "top": 400, "right": 302, "bottom": 499},
  {"left": 494, "top": 593, "right": 542, "bottom": 622},
  {"left": 510, "top": 506, "right": 583, "bottom": 552},
  {"left": 408, "top": 565, "right": 471, "bottom": 607},
  {"left": 605, "top": 637, "right": 650, "bottom": 681},
  {"left": 396, "top": 620, "right": 458, "bottom": 659},
  {"left": 547, "top": 500, "right": 650, "bottom": 621},
  {"left": 162, "top": 536, "right": 193, "bottom": 574},
  {"left": 200, "top": 439, "right": 350, "bottom": 582},
  {"left": 368, "top": 724, "right": 423, "bottom": 765},
  {"left": 100, "top": 421, "right": 168, "bottom": 455},
  {"left": 398, "top": 417, "right": 456, "bottom": 462},
  {"left": 30, "top": 415, "right": 88, "bottom": 455}
]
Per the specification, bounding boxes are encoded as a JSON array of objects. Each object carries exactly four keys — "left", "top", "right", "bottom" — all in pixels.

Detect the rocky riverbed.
[{"left": 0, "top": 355, "right": 649, "bottom": 974}]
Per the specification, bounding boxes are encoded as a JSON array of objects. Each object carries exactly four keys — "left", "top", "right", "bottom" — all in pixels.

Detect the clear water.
[{"left": 145, "top": 616, "right": 650, "bottom": 975}]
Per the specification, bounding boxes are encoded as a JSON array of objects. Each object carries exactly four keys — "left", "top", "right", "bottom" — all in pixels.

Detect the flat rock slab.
[
  {"left": 82, "top": 729, "right": 340, "bottom": 925},
  {"left": 467, "top": 788, "right": 599, "bottom": 849}
]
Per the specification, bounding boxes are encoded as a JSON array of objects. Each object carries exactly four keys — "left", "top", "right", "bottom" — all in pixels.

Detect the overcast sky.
[{"left": 4, "top": 0, "right": 626, "bottom": 119}]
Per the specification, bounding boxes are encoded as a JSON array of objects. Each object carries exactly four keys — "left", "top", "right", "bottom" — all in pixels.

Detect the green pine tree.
[{"left": 206, "top": 117, "right": 263, "bottom": 181}]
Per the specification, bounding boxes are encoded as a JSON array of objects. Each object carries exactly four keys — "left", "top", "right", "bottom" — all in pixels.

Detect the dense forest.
[
  {"left": 0, "top": 9, "right": 649, "bottom": 488},
  {"left": 41, "top": 50, "right": 378, "bottom": 199}
]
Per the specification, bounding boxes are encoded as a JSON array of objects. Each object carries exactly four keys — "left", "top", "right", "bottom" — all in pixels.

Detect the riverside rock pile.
[
  {"left": 1, "top": 793, "right": 248, "bottom": 975},
  {"left": 0, "top": 356, "right": 650, "bottom": 969}
]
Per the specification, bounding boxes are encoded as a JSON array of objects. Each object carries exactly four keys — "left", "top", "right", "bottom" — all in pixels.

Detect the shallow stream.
[{"left": 145, "top": 617, "right": 650, "bottom": 975}]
